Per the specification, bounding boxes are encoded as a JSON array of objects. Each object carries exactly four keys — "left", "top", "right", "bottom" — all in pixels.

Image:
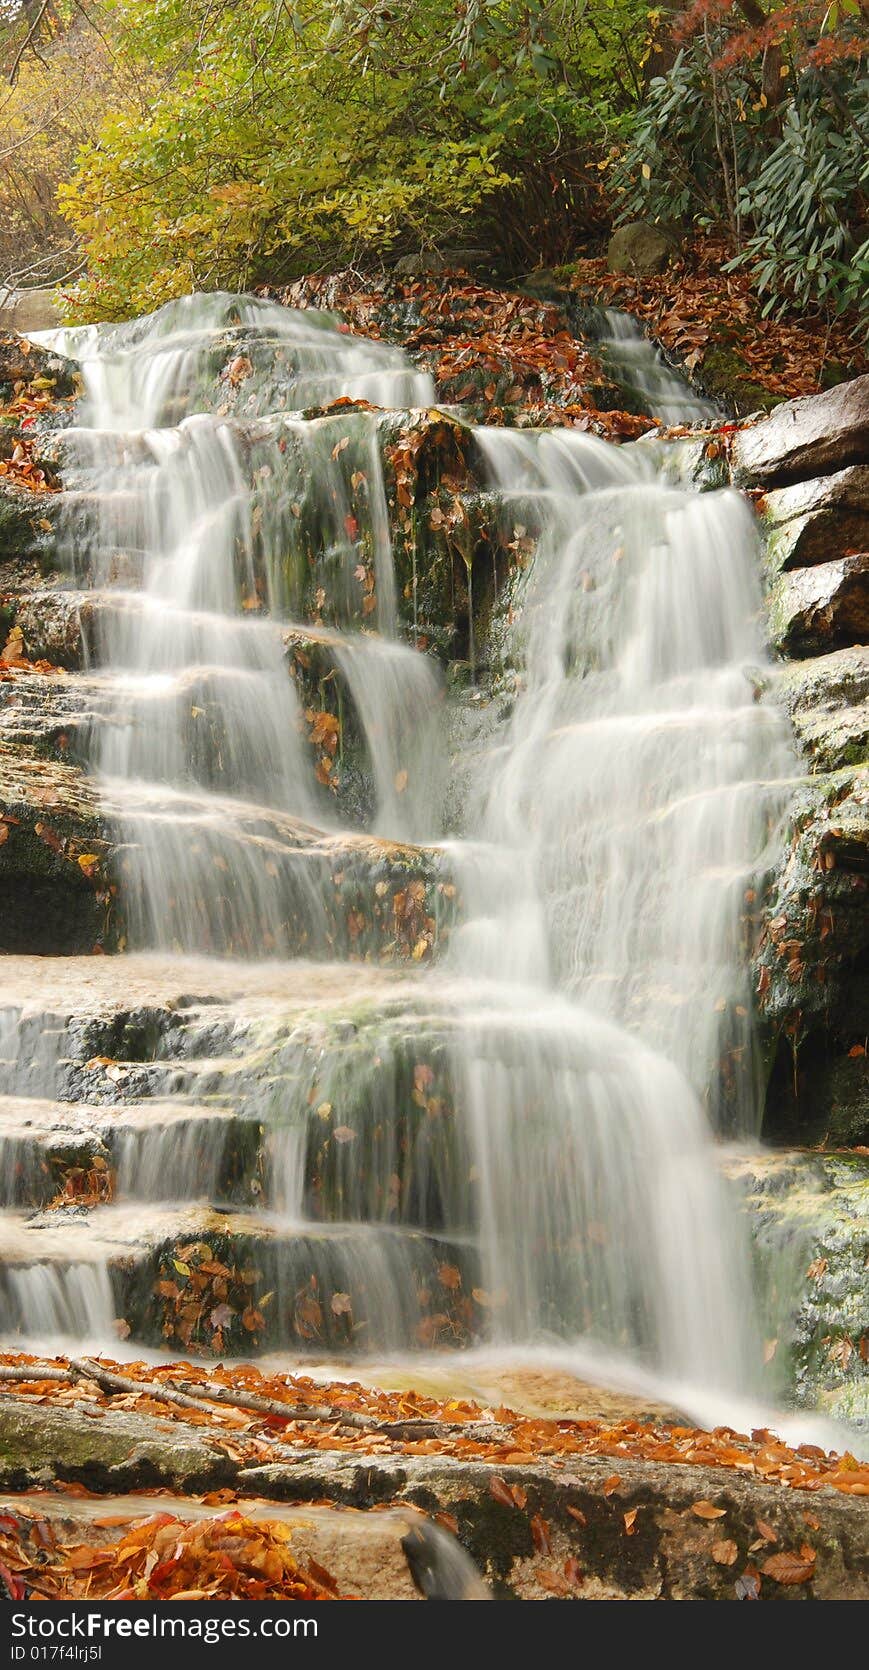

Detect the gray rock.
[
  {"left": 606, "top": 222, "right": 679, "bottom": 277},
  {"left": 0, "top": 288, "right": 62, "bottom": 335},
  {"left": 767, "top": 553, "right": 869, "bottom": 655},
  {"left": 392, "top": 249, "right": 489, "bottom": 278},
  {"left": 761, "top": 465, "right": 869, "bottom": 574},
  {"left": 1, "top": 1395, "right": 867, "bottom": 1597},
  {"left": 771, "top": 646, "right": 869, "bottom": 771},
  {"left": 733, "top": 374, "right": 869, "bottom": 487},
  {"left": 0, "top": 482, "right": 61, "bottom": 562}
]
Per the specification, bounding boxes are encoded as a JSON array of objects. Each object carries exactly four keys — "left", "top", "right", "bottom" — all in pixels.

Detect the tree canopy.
[{"left": 1, "top": 0, "right": 867, "bottom": 331}]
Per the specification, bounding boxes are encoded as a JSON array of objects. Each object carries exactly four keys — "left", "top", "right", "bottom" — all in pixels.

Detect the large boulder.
[
  {"left": 733, "top": 374, "right": 869, "bottom": 487},
  {"left": 0, "top": 288, "right": 61, "bottom": 335},
  {"left": 606, "top": 222, "right": 679, "bottom": 277}
]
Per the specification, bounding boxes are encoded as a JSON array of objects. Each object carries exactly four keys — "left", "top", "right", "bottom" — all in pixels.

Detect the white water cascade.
[
  {"left": 6, "top": 293, "right": 803, "bottom": 1414},
  {"left": 47, "top": 294, "right": 440, "bottom": 948}
]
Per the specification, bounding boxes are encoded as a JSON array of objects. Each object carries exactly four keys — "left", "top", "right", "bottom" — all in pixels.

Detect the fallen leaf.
[{"left": 761, "top": 1548, "right": 816, "bottom": 1586}]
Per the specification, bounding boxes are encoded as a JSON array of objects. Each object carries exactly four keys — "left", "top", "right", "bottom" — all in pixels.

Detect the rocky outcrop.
[
  {"left": 708, "top": 376, "right": 869, "bottom": 1152},
  {"left": 760, "top": 465, "right": 869, "bottom": 575},
  {"left": 0, "top": 1397, "right": 866, "bottom": 1599},
  {"left": 767, "top": 554, "right": 869, "bottom": 656},
  {"left": 0, "top": 335, "right": 77, "bottom": 401},
  {"left": 771, "top": 647, "right": 869, "bottom": 771},
  {"left": 732, "top": 374, "right": 869, "bottom": 487}
]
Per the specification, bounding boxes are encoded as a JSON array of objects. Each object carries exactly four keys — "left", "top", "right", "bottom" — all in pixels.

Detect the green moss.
[{"left": 699, "top": 341, "right": 779, "bottom": 416}]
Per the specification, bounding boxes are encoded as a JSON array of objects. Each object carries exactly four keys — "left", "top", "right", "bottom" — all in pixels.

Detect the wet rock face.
[
  {"left": 732, "top": 373, "right": 869, "bottom": 486},
  {"left": 771, "top": 648, "right": 869, "bottom": 772},
  {"left": 754, "top": 767, "right": 869, "bottom": 1054},
  {"left": 0, "top": 745, "right": 116, "bottom": 954},
  {"left": 760, "top": 465, "right": 869, "bottom": 575},
  {"left": 0, "top": 336, "right": 77, "bottom": 403},
  {"left": 768, "top": 554, "right": 869, "bottom": 656},
  {"left": 0, "top": 482, "right": 60, "bottom": 563},
  {"left": 728, "top": 1152, "right": 869, "bottom": 1430}
]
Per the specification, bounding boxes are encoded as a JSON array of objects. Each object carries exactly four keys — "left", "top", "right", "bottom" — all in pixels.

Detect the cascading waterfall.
[
  {"left": 5, "top": 292, "right": 802, "bottom": 1412},
  {"left": 463, "top": 428, "right": 796, "bottom": 1128},
  {"left": 49, "top": 295, "right": 440, "bottom": 949},
  {"left": 584, "top": 307, "right": 719, "bottom": 428}
]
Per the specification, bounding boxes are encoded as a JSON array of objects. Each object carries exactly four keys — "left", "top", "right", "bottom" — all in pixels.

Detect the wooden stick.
[
  {"left": 0, "top": 1364, "right": 71, "bottom": 1384},
  {"left": 2, "top": 1356, "right": 497, "bottom": 1443}
]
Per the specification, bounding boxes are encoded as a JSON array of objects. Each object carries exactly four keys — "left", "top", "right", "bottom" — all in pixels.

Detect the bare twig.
[{"left": 7, "top": 0, "right": 52, "bottom": 88}]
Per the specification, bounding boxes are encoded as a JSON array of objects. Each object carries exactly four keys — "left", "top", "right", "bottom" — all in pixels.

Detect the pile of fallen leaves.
[
  {"left": 569, "top": 237, "right": 868, "bottom": 405},
  {"left": 2, "top": 1351, "right": 868, "bottom": 1499},
  {"left": 0, "top": 625, "right": 60, "bottom": 680},
  {"left": 0, "top": 337, "right": 69, "bottom": 492},
  {"left": 0, "top": 1506, "right": 346, "bottom": 1600},
  {"left": 282, "top": 272, "right": 650, "bottom": 441},
  {"left": 281, "top": 244, "right": 868, "bottom": 421},
  {"left": 0, "top": 434, "right": 55, "bottom": 494}
]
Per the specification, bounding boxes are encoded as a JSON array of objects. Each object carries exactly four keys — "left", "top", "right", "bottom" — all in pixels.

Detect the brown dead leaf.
[{"left": 761, "top": 1547, "right": 816, "bottom": 1586}]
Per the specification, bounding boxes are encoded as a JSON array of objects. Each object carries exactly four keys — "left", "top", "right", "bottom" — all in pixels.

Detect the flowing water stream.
[{"left": 2, "top": 293, "right": 819, "bottom": 1430}]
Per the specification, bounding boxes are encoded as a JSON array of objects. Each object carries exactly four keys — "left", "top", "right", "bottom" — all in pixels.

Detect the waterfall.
[
  {"left": 8, "top": 292, "right": 799, "bottom": 1408},
  {"left": 463, "top": 428, "right": 796, "bottom": 1128},
  {"left": 45, "top": 296, "right": 441, "bottom": 951}
]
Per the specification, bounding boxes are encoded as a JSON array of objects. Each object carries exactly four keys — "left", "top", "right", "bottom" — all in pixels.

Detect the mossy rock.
[{"left": 697, "top": 341, "right": 779, "bottom": 417}]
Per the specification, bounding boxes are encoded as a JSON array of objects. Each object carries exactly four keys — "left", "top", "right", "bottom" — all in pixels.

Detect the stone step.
[
  {"left": 0, "top": 1402, "right": 866, "bottom": 1599},
  {"left": 0, "top": 1202, "right": 479, "bottom": 1355},
  {"left": 0, "top": 1492, "right": 483, "bottom": 1601},
  {"left": 4, "top": 588, "right": 442, "bottom": 830},
  {"left": 0, "top": 957, "right": 465, "bottom": 1225},
  {"left": 0, "top": 1094, "right": 251, "bottom": 1208},
  {"left": 0, "top": 745, "right": 455, "bottom": 956},
  {"left": 23, "top": 402, "right": 534, "bottom": 662}
]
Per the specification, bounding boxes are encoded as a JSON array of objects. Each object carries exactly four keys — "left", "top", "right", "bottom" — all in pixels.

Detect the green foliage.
[
  {"left": 58, "top": 0, "right": 649, "bottom": 319},
  {"left": 615, "top": 11, "right": 869, "bottom": 334},
  {"left": 731, "top": 80, "right": 869, "bottom": 323}
]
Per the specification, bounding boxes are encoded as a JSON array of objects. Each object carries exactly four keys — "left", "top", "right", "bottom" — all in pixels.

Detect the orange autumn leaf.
[{"left": 761, "top": 1547, "right": 816, "bottom": 1586}]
